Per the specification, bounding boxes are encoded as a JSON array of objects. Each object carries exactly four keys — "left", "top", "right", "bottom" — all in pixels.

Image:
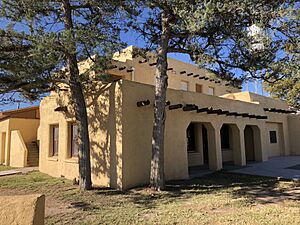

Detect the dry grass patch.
[
  {"left": 0, "top": 171, "right": 299, "bottom": 225},
  {"left": 0, "top": 165, "right": 13, "bottom": 172}
]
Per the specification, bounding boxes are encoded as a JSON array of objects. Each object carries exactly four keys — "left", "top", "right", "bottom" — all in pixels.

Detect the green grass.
[
  {"left": 0, "top": 171, "right": 299, "bottom": 225},
  {"left": 0, "top": 165, "right": 13, "bottom": 172}
]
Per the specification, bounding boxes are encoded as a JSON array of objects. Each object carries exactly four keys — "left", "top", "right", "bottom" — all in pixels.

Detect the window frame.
[
  {"left": 269, "top": 131, "right": 277, "bottom": 144},
  {"left": 195, "top": 84, "right": 203, "bottom": 93},
  {"left": 70, "top": 123, "right": 79, "bottom": 158},
  {"left": 180, "top": 80, "right": 189, "bottom": 91},
  {"left": 50, "top": 124, "right": 59, "bottom": 157},
  {"left": 207, "top": 86, "right": 215, "bottom": 96}
]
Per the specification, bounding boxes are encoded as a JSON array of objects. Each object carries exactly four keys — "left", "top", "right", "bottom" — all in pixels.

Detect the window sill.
[
  {"left": 47, "top": 157, "right": 58, "bottom": 162},
  {"left": 64, "top": 158, "right": 78, "bottom": 164}
]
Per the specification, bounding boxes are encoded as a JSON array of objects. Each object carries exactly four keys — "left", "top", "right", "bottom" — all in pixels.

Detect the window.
[
  {"left": 195, "top": 84, "right": 203, "bottom": 93},
  {"left": 50, "top": 125, "right": 59, "bottom": 157},
  {"left": 208, "top": 87, "right": 215, "bottom": 95},
  {"left": 180, "top": 81, "right": 189, "bottom": 91},
  {"left": 269, "top": 131, "right": 277, "bottom": 144},
  {"left": 70, "top": 124, "right": 79, "bottom": 157}
]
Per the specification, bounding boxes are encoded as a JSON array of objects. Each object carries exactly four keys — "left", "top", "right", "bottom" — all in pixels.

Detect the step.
[{"left": 27, "top": 159, "right": 39, "bottom": 162}]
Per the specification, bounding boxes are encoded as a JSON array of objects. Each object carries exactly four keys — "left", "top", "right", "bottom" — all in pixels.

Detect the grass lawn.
[
  {"left": 0, "top": 171, "right": 299, "bottom": 225},
  {"left": 0, "top": 165, "right": 13, "bottom": 172}
]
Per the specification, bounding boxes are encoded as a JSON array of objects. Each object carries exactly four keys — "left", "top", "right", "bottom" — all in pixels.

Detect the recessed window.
[
  {"left": 180, "top": 81, "right": 189, "bottom": 91},
  {"left": 208, "top": 87, "right": 215, "bottom": 95},
  {"left": 50, "top": 125, "right": 59, "bottom": 157},
  {"left": 195, "top": 84, "right": 203, "bottom": 93},
  {"left": 70, "top": 124, "right": 79, "bottom": 158},
  {"left": 269, "top": 131, "right": 277, "bottom": 144}
]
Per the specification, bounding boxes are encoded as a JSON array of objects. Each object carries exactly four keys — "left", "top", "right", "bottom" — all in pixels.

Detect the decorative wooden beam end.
[
  {"left": 183, "top": 104, "right": 198, "bottom": 111},
  {"left": 168, "top": 104, "right": 183, "bottom": 110},
  {"left": 137, "top": 100, "right": 150, "bottom": 107}
]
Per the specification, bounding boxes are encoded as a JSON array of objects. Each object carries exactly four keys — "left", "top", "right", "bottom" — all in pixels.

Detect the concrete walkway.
[
  {"left": 0, "top": 167, "right": 38, "bottom": 177},
  {"left": 230, "top": 156, "right": 300, "bottom": 180}
]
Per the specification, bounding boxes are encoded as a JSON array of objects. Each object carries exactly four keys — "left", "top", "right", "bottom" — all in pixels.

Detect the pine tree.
[
  {"left": 0, "top": 0, "right": 135, "bottom": 190},
  {"left": 132, "top": 0, "right": 298, "bottom": 190}
]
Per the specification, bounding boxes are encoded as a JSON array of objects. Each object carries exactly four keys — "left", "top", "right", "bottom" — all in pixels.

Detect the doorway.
[{"left": 244, "top": 126, "right": 255, "bottom": 162}]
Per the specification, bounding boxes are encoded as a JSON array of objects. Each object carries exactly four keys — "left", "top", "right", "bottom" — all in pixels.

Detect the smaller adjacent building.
[{"left": 0, "top": 107, "right": 40, "bottom": 167}]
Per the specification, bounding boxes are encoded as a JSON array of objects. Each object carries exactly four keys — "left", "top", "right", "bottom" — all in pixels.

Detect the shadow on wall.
[
  {"left": 55, "top": 81, "right": 123, "bottom": 188},
  {"left": 87, "top": 81, "right": 123, "bottom": 189}
]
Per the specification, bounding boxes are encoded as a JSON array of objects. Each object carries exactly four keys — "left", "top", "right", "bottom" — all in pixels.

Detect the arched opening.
[
  {"left": 244, "top": 125, "right": 263, "bottom": 163},
  {"left": 244, "top": 126, "right": 255, "bottom": 162},
  {"left": 220, "top": 124, "right": 233, "bottom": 166},
  {"left": 220, "top": 124, "right": 246, "bottom": 168},
  {"left": 186, "top": 122, "right": 211, "bottom": 175}
]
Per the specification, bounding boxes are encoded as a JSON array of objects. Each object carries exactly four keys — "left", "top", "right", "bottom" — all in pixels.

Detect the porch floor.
[{"left": 230, "top": 156, "right": 300, "bottom": 180}]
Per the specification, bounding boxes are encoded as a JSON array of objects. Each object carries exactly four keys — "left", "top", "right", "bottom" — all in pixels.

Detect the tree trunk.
[
  {"left": 150, "top": 10, "right": 170, "bottom": 191},
  {"left": 70, "top": 82, "right": 92, "bottom": 190},
  {"left": 62, "top": 0, "right": 92, "bottom": 190}
]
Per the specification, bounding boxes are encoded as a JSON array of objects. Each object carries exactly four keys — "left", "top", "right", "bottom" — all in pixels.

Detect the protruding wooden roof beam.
[
  {"left": 183, "top": 104, "right": 198, "bottom": 111},
  {"left": 168, "top": 104, "right": 183, "bottom": 110},
  {"left": 137, "top": 100, "right": 150, "bottom": 107}
]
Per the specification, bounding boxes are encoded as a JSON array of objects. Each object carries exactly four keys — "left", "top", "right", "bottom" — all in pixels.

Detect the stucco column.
[
  {"left": 233, "top": 124, "right": 246, "bottom": 166},
  {"left": 0, "top": 133, "right": 3, "bottom": 164},
  {"left": 254, "top": 124, "right": 267, "bottom": 162},
  {"left": 195, "top": 123, "right": 204, "bottom": 164},
  {"left": 4, "top": 130, "right": 11, "bottom": 166},
  {"left": 281, "top": 122, "right": 290, "bottom": 156},
  {"left": 208, "top": 122, "right": 222, "bottom": 171}
]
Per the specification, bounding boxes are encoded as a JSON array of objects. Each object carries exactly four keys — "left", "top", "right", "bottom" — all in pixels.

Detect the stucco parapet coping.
[
  {"left": 64, "top": 158, "right": 78, "bottom": 164},
  {"left": 47, "top": 157, "right": 58, "bottom": 162}
]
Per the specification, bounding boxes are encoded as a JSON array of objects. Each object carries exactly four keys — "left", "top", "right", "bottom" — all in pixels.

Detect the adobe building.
[
  {"left": 38, "top": 46, "right": 300, "bottom": 190},
  {"left": 0, "top": 106, "right": 40, "bottom": 167}
]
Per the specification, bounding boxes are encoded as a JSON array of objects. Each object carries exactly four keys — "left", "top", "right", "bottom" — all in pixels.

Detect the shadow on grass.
[
  {"left": 122, "top": 172, "right": 300, "bottom": 209},
  {"left": 32, "top": 171, "right": 298, "bottom": 212}
]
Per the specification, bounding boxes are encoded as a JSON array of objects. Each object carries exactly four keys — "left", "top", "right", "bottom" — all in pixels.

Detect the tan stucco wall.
[
  {"left": 0, "top": 194, "right": 45, "bottom": 225},
  {"left": 39, "top": 79, "right": 294, "bottom": 190},
  {"left": 120, "top": 80, "right": 292, "bottom": 188},
  {"left": 0, "top": 118, "right": 40, "bottom": 167},
  {"left": 39, "top": 82, "right": 124, "bottom": 189},
  {"left": 221, "top": 92, "right": 289, "bottom": 109},
  {"left": 288, "top": 114, "right": 300, "bottom": 155},
  {"left": 10, "top": 130, "right": 28, "bottom": 167},
  {"left": 0, "top": 120, "right": 9, "bottom": 165},
  {"left": 265, "top": 122, "right": 282, "bottom": 157},
  {"left": 112, "top": 46, "right": 240, "bottom": 97},
  {"left": 39, "top": 50, "right": 296, "bottom": 188}
]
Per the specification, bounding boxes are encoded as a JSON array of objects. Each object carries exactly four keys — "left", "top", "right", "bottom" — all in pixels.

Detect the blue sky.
[{"left": 0, "top": 19, "right": 267, "bottom": 112}]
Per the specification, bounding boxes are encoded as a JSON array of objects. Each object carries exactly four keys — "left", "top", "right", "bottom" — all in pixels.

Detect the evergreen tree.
[
  {"left": 133, "top": 0, "right": 298, "bottom": 190},
  {"left": 0, "top": 0, "right": 135, "bottom": 190}
]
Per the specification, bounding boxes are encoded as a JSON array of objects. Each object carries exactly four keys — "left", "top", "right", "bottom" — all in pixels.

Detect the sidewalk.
[
  {"left": 0, "top": 167, "right": 38, "bottom": 177},
  {"left": 230, "top": 156, "right": 300, "bottom": 180}
]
